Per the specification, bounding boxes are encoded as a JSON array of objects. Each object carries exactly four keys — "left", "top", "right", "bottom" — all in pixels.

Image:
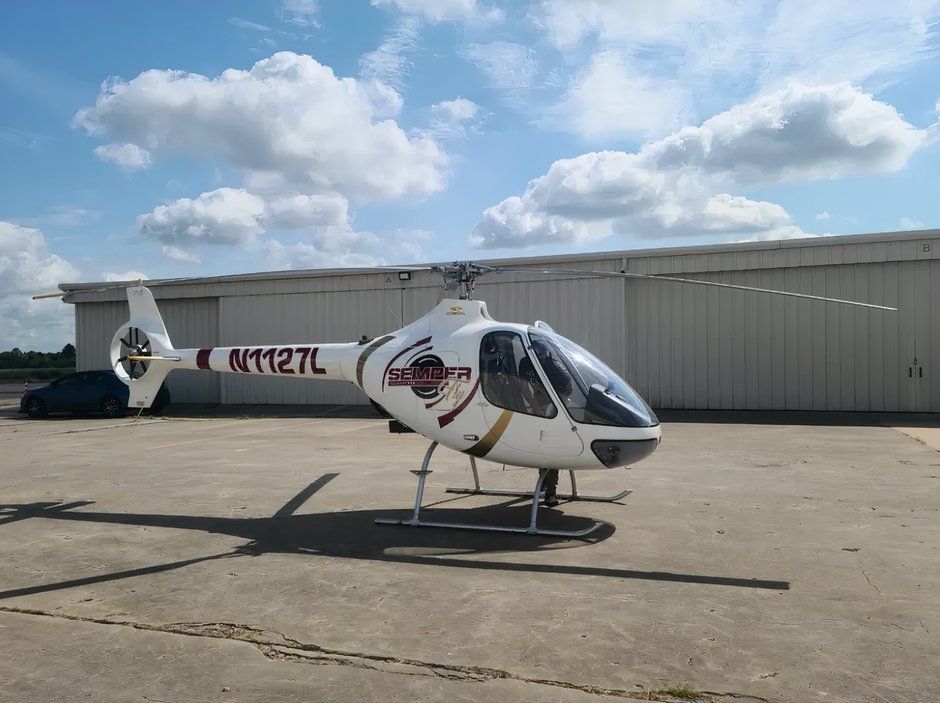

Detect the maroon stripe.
[
  {"left": 382, "top": 336, "right": 432, "bottom": 391},
  {"left": 438, "top": 377, "right": 480, "bottom": 428},
  {"left": 196, "top": 347, "right": 213, "bottom": 370}
]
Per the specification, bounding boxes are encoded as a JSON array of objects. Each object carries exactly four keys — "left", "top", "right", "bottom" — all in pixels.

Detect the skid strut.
[
  {"left": 446, "top": 459, "right": 632, "bottom": 503},
  {"left": 374, "top": 442, "right": 602, "bottom": 537}
]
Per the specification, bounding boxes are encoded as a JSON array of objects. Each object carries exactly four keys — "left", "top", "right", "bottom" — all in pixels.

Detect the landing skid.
[
  {"left": 445, "top": 458, "right": 632, "bottom": 503},
  {"left": 374, "top": 442, "right": 603, "bottom": 537}
]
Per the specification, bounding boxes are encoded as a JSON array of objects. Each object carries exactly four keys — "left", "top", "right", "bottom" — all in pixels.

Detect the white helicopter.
[{"left": 108, "top": 262, "right": 895, "bottom": 537}]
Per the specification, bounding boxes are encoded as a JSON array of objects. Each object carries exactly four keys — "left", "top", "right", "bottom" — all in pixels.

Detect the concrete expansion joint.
[{"left": 0, "top": 605, "right": 776, "bottom": 703}]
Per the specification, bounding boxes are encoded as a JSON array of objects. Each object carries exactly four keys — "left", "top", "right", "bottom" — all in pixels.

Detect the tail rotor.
[{"left": 110, "top": 286, "right": 177, "bottom": 409}]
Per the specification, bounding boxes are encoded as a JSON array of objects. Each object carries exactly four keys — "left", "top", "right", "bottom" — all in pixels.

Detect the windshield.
[{"left": 528, "top": 330, "right": 658, "bottom": 428}]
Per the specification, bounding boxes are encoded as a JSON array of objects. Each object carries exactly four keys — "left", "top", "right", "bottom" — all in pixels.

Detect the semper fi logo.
[{"left": 386, "top": 353, "right": 473, "bottom": 408}]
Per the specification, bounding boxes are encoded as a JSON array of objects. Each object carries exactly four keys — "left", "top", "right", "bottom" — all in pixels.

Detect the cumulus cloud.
[
  {"left": 815, "top": 211, "right": 831, "bottom": 221},
  {"left": 0, "top": 220, "right": 80, "bottom": 349},
  {"left": 473, "top": 83, "right": 932, "bottom": 248},
  {"left": 265, "top": 192, "right": 349, "bottom": 230},
  {"left": 94, "top": 142, "right": 151, "bottom": 170},
  {"left": 372, "top": 0, "right": 502, "bottom": 24},
  {"left": 0, "top": 221, "right": 78, "bottom": 294},
  {"left": 138, "top": 188, "right": 266, "bottom": 246},
  {"left": 75, "top": 52, "right": 447, "bottom": 202},
  {"left": 137, "top": 186, "right": 385, "bottom": 271},
  {"left": 424, "top": 97, "right": 482, "bottom": 140},
  {"left": 138, "top": 188, "right": 357, "bottom": 247}
]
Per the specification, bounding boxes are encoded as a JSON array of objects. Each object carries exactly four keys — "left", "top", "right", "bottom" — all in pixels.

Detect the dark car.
[{"left": 19, "top": 370, "right": 170, "bottom": 419}]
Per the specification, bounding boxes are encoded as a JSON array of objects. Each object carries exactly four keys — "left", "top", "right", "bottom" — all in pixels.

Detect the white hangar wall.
[{"left": 68, "top": 230, "right": 940, "bottom": 412}]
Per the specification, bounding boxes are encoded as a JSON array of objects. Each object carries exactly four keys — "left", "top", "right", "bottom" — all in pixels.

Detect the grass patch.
[{"left": 0, "top": 367, "right": 74, "bottom": 381}]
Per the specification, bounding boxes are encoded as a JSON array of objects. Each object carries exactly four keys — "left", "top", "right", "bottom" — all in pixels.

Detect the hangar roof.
[{"left": 61, "top": 228, "right": 940, "bottom": 304}]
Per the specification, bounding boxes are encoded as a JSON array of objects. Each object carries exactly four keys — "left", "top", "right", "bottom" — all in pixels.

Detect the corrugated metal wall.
[
  {"left": 72, "top": 232, "right": 939, "bottom": 411},
  {"left": 76, "top": 297, "right": 220, "bottom": 403}
]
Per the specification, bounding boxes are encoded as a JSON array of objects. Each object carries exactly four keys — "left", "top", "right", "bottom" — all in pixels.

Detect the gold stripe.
[
  {"left": 465, "top": 410, "right": 513, "bottom": 457},
  {"left": 356, "top": 335, "right": 395, "bottom": 388}
]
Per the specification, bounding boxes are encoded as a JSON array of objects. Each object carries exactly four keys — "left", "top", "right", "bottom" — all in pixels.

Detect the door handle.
[
  {"left": 919, "top": 366, "right": 924, "bottom": 378},
  {"left": 908, "top": 366, "right": 913, "bottom": 378}
]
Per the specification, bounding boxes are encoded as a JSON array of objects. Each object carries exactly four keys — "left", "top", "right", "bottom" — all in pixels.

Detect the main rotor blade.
[{"left": 492, "top": 266, "right": 897, "bottom": 311}]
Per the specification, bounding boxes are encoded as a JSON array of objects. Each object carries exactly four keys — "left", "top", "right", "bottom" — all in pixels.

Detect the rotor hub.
[{"left": 438, "top": 261, "right": 494, "bottom": 300}]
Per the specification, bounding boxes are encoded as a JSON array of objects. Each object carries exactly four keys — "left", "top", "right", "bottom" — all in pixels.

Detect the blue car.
[{"left": 19, "top": 370, "right": 170, "bottom": 419}]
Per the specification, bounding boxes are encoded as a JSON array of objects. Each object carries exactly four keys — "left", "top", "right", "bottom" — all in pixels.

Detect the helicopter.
[{"left": 107, "top": 261, "right": 896, "bottom": 537}]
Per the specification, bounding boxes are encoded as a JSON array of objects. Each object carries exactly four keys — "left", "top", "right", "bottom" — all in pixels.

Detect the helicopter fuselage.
[{"left": 113, "top": 292, "right": 661, "bottom": 471}]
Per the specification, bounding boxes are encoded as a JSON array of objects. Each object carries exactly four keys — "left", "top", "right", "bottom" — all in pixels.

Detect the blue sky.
[{"left": 1, "top": 0, "right": 938, "bottom": 349}]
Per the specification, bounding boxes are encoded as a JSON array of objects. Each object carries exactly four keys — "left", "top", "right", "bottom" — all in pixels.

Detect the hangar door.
[{"left": 899, "top": 260, "right": 937, "bottom": 412}]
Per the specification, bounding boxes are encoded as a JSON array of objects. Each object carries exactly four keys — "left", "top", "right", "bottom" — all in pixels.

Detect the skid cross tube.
[
  {"left": 446, "top": 466, "right": 632, "bottom": 503},
  {"left": 374, "top": 443, "right": 602, "bottom": 537}
]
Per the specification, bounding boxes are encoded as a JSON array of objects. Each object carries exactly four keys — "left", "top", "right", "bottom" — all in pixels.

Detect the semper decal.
[
  {"left": 383, "top": 341, "right": 477, "bottom": 424},
  {"left": 227, "top": 346, "right": 326, "bottom": 375}
]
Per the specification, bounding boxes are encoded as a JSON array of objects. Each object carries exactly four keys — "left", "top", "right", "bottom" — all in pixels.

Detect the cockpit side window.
[{"left": 480, "top": 331, "right": 557, "bottom": 418}]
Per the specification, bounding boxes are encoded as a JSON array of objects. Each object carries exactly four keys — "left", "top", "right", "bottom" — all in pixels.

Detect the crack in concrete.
[{"left": 0, "top": 605, "right": 776, "bottom": 703}]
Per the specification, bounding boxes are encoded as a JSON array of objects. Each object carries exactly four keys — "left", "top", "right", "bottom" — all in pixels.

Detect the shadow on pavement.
[{"left": 0, "top": 474, "right": 789, "bottom": 599}]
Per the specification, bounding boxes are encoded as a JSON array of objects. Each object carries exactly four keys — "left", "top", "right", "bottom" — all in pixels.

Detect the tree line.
[{"left": 0, "top": 344, "right": 76, "bottom": 369}]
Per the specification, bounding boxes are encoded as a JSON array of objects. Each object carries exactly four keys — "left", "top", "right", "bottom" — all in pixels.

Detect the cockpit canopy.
[{"left": 477, "top": 327, "right": 658, "bottom": 428}]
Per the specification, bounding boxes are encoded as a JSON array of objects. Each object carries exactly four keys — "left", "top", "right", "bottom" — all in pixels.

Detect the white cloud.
[
  {"left": 359, "top": 16, "right": 421, "bottom": 91},
  {"left": 460, "top": 42, "right": 540, "bottom": 104},
  {"left": 265, "top": 192, "right": 350, "bottom": 230},
  {"left": 138, "top": 188, "right": 376, "bottom": 271},
  {"left": 104, "top": 270, "right": 149, "bottom": 282},
  {"left": 227, "top": 17, "right": 272, "bottom": 32},
  {"left": 372, "top": 0, "right": 502, "bottom": 24},
  {"left": 390, "top": 228, "right": 433, "bottom": 262},
  {"left": 815, "top": 211, "right": 831, "bottom": 221},
  {"left": 137, "top": 188, "right": 267, "bottom": 246},
  {"left": 94, "top": 142, "right": 152, "bottom": 170},
  {"left": 161, "top": 245, "right": 202, "bottom": 264},
  {"left": 535, "top": 0, "right": 714, "bottom": 49},
  {"left": 551, "top": 51, "right": 685, "bottom": 139},
  {"left": 280, "top": 0, "right": 319, "bottom": 27},
  {"left": 75, "top": 52, "right": 447, "bottom": 202},
  {"left": 0, "top": 220, "right": 80, "bottom": 350},
  {"left": 0, "top": 221, "right": 78, "bottom": 295},
  {"left": 261, "top": 220, "right": 433, "bottom": 271},
  {"left": 473, "top": 83, "right": 932, "bottom": 248},
  {"left": 262, "top": 231, "right": 382, "bottom": 270},
  {"left": 425, "top": 97, "right": 482, "bottom": 140},
  {"left": 758, "top": 1, "right": 940, "bottom": 90},
  {"left": 900, "top": 216, "right": 925, "bottom": 230},
  {"left": 523, "top": 1, "right": 940, "bottom": 141}
]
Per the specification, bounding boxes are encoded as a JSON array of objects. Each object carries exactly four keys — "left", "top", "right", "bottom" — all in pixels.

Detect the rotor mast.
[{"left": 440, "top": 261, "right": 492, "bottom": 300}]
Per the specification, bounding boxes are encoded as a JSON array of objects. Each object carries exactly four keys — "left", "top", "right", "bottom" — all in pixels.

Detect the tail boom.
[{"left": 158, "top": 343, "right": 357, "bottom": 379}]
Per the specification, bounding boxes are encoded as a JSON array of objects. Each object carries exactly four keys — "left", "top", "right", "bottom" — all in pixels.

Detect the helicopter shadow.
[{"left": 0, "top": 473, "right": 789, "bottom": 599}]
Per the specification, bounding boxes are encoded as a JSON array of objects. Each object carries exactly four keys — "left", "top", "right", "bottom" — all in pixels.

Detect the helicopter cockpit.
[{"left": 478, "top": 326, "right": 658, "bottom": 431}]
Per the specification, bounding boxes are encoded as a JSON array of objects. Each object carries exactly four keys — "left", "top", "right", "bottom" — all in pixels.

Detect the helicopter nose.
[
  {"left": 588, "top": 423, "right": 661, "bottom": 468},
  {"left": 590, "top": 435, "right": 660, "bottom": 468}
]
